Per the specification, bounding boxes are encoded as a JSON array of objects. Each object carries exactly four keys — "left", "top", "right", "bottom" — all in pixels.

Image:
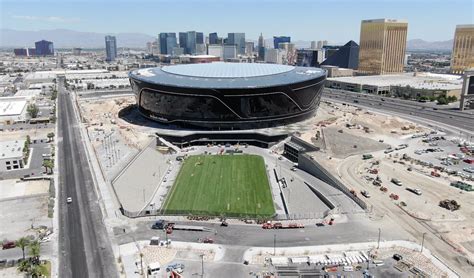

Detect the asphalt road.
[
  {"left": 57, "top": 77, "right": 117, "bottom": 278},
  {"left": 322, "top": 89, "right": 474, "bottom": 131}
]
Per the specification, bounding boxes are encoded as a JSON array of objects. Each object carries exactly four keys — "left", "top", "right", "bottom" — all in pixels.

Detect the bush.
[{"left": 437, "top": 97, "right": 448, "bottom": 105}]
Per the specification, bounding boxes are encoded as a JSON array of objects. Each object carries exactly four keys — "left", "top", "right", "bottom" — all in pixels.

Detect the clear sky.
[{"left": 1, "top": 0, "right": 473, "bottom": 42}]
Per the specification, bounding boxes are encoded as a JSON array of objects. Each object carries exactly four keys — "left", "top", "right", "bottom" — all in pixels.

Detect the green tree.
[
  {"left": 27, "top": 104, "right": 39, "bottom": 118},
  {"left": 29, "top": 264, "right": 42, "bottom": 278},
  {"left": 17, "top": 260, "right": 30, "bottom": 272},
  {"left": 447, "top": 95, "right": 457, "bottom": 103},
  {"left": 51, "top": 90, "right": 57, "bottom": 101},
  {"left": 43, "top": 160, "right": 54, "bottom": 174},
  {"left": 437, "top": 96, "right": 448, "bottom": 105},
  {"left": 29, "top": 240, "right": 40, "bottom": 261},
  {"left": 47, "top": 132, "right": 55, "bottom": 142},
  {"left": 16, "top": 237, "right": 30, "bottom": 260}
]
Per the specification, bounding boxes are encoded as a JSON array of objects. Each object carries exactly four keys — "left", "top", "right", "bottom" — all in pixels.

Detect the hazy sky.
[{"left": 1, "top": 0, "right": 473, "bottom": 42}]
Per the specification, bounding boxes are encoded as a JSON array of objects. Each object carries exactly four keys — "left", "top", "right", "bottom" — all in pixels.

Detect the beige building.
[
  {"left": 358, "top": 19, "right": 408, "bottom": 75},
  {"left": 451, "top": 25, "right": 474, "bottom": 74}
]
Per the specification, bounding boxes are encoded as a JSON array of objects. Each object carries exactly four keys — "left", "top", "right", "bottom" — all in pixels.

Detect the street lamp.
[{"left": 421, "top": 232, "right": 427, "bottom": 253}]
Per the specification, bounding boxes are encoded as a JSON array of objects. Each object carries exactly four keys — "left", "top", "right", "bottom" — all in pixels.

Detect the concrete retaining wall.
[{"left": 298, "top": 154, "right": 367, "bottom": 210}]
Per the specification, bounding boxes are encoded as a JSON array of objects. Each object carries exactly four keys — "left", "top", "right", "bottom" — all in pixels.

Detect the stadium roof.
[{"left": 129, "top": 62, "right": 325, "bottom": 89}]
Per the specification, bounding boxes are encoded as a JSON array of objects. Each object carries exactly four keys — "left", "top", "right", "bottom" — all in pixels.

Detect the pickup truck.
[
  {"left": 391, "top": 178, "right": 403, "bottom": 186},
  {"left": 406, "top": 188, "right": 422, "bottom": 195}
]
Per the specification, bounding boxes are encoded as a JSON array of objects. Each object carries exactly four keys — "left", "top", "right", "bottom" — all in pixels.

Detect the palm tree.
[
  {"left": 16, "top": 237, "right": 30, "bottom": 260},
  {"left": 29, "top": 264, "right": 42, "bottom": 278},
  {"left": 29, "top": 240, "right": 41, "bottom": 264}
]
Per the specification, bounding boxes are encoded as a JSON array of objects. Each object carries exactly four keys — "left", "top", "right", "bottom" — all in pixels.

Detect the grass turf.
[{"left": 163, "top": 154, "right": 275, "bottom": 217}]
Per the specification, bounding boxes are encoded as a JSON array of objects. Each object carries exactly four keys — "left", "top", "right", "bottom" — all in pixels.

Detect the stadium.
[{"left": 129, "top": 62, "right": 326, "bottom": 130}]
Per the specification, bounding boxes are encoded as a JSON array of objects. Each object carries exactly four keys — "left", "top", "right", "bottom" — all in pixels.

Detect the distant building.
[
  {"left": 0, "top": 97, "right": 28, "bottom": 124},
  {"left": 72, "top": 47, "right": 82, "bottom": 55},
  {"left": 189, "top": 55, "right": 220, "bottom": 63},
  {"left": 105, "top": 36, "right": 117, "bottom": 62},
  {"left": 326, "top": 72, "right": 461, "bottom": 99},
  {"left": 35, "top": 40, "right": 54, "bottom": 56},
  {"left": 227, "top": 33, "right": 246, "bottom": 55},
  {"left": 258, "top": 33, "right": 265, "bottom": 61},
  {"left": 223, "top": 45, "right": 237, "bottom": 60},
  {"left": 273, "top": 36, "right": 291, "bottom": 49},
  {"left": 296, "top": 49, "right": 324, "bottom": 67},
  {"left": 320, "top": 65, "right": 354, "bottom": 78},
  {"left": 317, "top": 40, "right": 328, "bottom": 49},
  {"left": 451, "top": 25, "right": 474, "bottom": 74},
  {"left": 172, "top": 47, "right": 185, "bottom": 56},
  {"left": 245, "top": 42, "right": 254, "bottom": 56},
  {"left": 209, "top": 32, "right": 218, "bottom": 45},
  {"left": 196, "top": 32, "right": 204, "bottom": 45},
  {"left": 179, "top": 32, "right": 188, "bottom": 52},
  {"left": 159, "top": 33, "right": 177, "bottom": 55},
  {"left": 358, "top": 19, "right": 408, "bottom": 75},
  {"left": 14, "top": 48, "right": 28, "bottom": 56},
  {"left": 310, "top": 41, "right": 317, "bottom": 49},
  {"left": 265, "top": 48, "right": 286, "bottom": 64},
  {"left": 0, "top": 140, "right": 26, "bottom": 171},
  {"left": 208, "top": 45, "right": 224, "bottom": 59},
  {"left": 278, "top": 42, "right": 296, "bottom": 65},
  {"left": 321, "top": 40, "right": 359, "bottom": 69}
]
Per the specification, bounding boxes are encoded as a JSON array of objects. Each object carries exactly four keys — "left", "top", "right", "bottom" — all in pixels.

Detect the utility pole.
[
  {"left": 377, "top": 228, "right": 381, "bottom": 249},
  {"left": 421, "top": 233, "right": 426, "bottom": 253}
]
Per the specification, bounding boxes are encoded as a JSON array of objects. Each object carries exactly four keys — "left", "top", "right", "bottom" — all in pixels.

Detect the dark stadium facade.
[{"left": 129, "top": 63, "right": 326, "bottom": 130}]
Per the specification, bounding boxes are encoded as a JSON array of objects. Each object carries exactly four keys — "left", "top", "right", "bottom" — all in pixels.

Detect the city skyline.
[{"left": 1, "top": 0, "right": 472, "bottom": 42}]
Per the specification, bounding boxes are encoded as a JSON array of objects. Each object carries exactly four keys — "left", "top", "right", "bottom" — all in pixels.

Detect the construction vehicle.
[
  {"left": 380, "top": 186, "right": 388, "bottom": 192},
  {"left": 406, "top": 188, "right": 422, "bottom": 195},
  {"left": 439, "top": 199, "right": 460, "bottom": 211},
  {"left": 389, "top": 193, "right": 399, "bottom": 200},
  {"left": 431, "top": 171, "right": 440, "bottom": 177}
]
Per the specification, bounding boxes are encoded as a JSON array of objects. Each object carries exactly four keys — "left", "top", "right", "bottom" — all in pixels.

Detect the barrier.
[{"left": 298, "top": 153, "right": 367, "bottom": 210}]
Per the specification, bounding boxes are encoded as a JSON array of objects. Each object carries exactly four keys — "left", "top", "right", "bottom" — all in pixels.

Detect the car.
[
  {"left": 316, "top": 222, "right": 325, "bottom": 227},
  {"left": 201, "top": 237, "right": 214, "bottom": 244},
  {"left": 2, "top": 241, "right": 15, "bottom": 250},
  {"left": 152, "top": 220, "right": 166, "bottom": 230},
  {"left": 463, "top": 167, "right": 474, "bottom": 174},
  {"left": 393, "top": 254, "right": 403, "bottom": 261},
  {"left": 66, "top": 197, "right": 72, "bottom": 204},
  {"left": 361, "top": 190, "right": 371, "bottom": 198},
  {"left": 290, "top": 167, "right": 297, "bottom": 172},
  {"left": 407, "top": 188, "right": 422, "bottom": 195},
  {"left": 391, "top": 178, "right": 403, "bottom": 186}
]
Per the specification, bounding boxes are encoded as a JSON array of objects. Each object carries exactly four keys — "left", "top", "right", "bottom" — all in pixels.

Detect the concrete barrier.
[{"left": 298, "top": 154, "right": 367, "bottom": 210}]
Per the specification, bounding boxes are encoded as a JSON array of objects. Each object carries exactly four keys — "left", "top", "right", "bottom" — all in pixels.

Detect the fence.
[{"left": 120, "top": 207, "right": 277, "bottom": 220}]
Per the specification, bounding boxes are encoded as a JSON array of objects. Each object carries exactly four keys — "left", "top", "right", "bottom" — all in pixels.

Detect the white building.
[
  {"left": 208, "top": 45, "right": 224, "bottom": 59},
  {"left": 0, "top": 140, "right": 25, "bottom": 172},
  {"left": 265, "top": 48, "right": 287, "bottom": 64},
  {"left": 0, "top": 97, "right": 28, "bottom": 124}
]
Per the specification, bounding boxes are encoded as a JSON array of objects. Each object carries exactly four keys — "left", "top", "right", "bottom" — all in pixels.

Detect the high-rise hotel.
[
  {"left": 358, "top": 19, "right": 408, "bottom": 75},
  {"left": 451, "top": 25, "right": 474, "bottom": 74}
]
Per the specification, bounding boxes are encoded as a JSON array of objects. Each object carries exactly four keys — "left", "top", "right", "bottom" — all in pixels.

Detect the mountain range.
[{"left": 0, "top": 28, "right": 454, "bottom": 51}]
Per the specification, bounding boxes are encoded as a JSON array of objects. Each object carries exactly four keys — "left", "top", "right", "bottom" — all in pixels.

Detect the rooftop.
[
  {"left": 0, "top": 140, "right": 25, "bottom": 159},
  {"left": 329, "top": 72, "right": 463, "bottom": 90},
  {"left": 0, "top": 98, "right": 27, "bottom": 116},
  {"left": 130, "top": 62, "right": 325, "bottom": 89}
]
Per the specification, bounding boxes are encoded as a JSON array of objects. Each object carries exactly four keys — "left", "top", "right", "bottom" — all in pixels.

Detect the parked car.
[
  {"left": 66, "top": 197, "right": 72, "bottom": 204},
  {"left": 391, "top": 178, "right": 403, "bottom": 186},
  {"left": 393, "top": 254, "right": 403, "bottom": 261},
  {"left": 2, "top": 241, "right": 15, "bottom": 250},
  {"left": 406, "top": 188, "right": 422, "bottom": 195},
  {"left": 361, "top": 190, "right": 371, "bottom": 198}
]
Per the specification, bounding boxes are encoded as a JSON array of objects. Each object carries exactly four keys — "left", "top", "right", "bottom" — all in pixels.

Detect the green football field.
[{"left": 163, "top": 154, "right": 275, "bottom": 217}]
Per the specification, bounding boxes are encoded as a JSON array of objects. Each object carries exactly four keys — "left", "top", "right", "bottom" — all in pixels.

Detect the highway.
[
  {"left": 322, "top": 89, "right": 474, "bottom": 132},
  {"left": 57, "top": 77, "right": 117, "bottom": 278}
]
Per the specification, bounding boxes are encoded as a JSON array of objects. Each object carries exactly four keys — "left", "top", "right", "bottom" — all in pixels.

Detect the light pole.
[
  {"left": 377, "top": 228, "right": 381, "bottom": 249},
  {"left": 421, "top": 233, "right": 427, "bottom": 253}
]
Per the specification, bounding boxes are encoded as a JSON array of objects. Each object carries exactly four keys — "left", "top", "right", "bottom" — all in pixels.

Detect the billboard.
[{"left": 468, "top": 76, "right": 474, "bottom": 95}]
